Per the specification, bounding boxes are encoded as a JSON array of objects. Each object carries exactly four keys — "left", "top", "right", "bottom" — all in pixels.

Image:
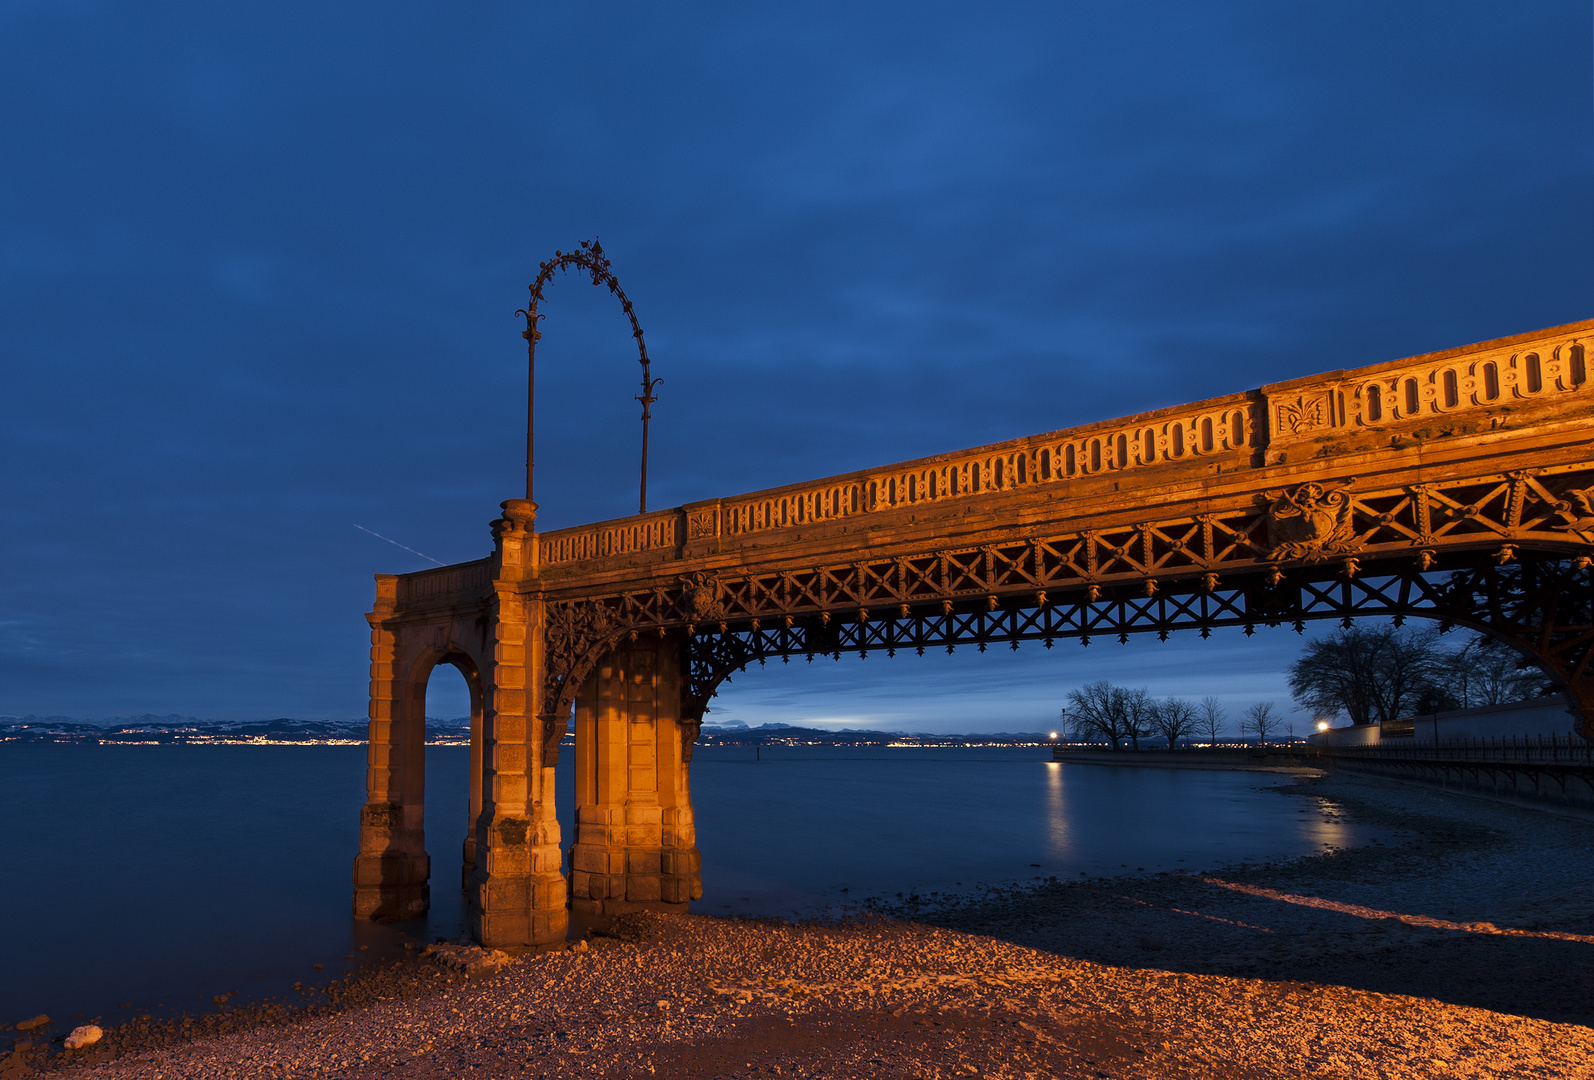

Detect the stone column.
[
  {"left": 570, "top": 634, "right": 701, "bottom": 929},
  {"left": 461, "top": 671, "right": 483, "bottom": 890},
  {"left": 664, "top": 637, "right": 704, "bottom": 907},
  {"left": 467, "top": 500, "right": 569, "bottom": 948},
  {"left": 352, "top": 575, "right": 430, "bottom": 920}
]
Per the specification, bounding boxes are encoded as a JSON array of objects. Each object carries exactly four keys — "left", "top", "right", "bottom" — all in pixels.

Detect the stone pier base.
[{"left": 570, "top": 635, "right": 702, "bottom": 930}]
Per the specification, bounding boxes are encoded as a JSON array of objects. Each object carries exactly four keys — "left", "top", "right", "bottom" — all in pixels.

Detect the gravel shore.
[{"left": 7, "top": 771, "right": 1592, "bottom": 1079}]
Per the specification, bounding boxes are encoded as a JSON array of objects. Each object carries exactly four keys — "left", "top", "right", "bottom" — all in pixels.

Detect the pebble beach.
[{"left": 7, "top": 771, "right": 1593, "bottom": 1080}]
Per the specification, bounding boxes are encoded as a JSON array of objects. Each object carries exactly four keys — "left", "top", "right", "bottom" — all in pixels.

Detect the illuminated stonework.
[{"left": 356, "top": 318, "right": 1594, "bottom": 948}]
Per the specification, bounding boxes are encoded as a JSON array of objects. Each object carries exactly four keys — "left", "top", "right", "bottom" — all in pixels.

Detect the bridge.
[{"left": 354, "top": 316, "right": 1594, "bottom": 949}]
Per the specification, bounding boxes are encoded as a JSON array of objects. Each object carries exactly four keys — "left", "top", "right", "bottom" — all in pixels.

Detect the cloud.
[{"left": 0, "top": 2, "right": 1588, "bottom": 720}]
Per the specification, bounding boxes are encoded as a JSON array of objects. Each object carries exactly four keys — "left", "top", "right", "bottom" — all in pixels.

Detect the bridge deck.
[{"left": 398, "top": 317, "right": 1594, "bottom": 606}]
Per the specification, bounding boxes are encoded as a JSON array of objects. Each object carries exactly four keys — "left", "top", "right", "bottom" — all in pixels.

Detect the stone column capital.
[
  {"left": 492, "top": 500, "right": 541, "bottom": 582},
  {"left": 498, "top": 499, "right": 538, "bottom": 532}
]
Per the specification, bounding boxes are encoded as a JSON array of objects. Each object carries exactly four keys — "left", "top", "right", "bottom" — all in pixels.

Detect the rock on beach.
[
  {"left": 63, "top": 1026, "right": 101, "bottom": 1051},
  {"left": 41, "top": 907, "right": 1594, "bottom": 1080},
  {"left": 420, "top": 941, "right": 513, "bottom": 976}
]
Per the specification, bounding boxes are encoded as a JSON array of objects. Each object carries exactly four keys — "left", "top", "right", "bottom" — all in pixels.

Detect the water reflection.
[
  {"left": 689, "top": 748, "right": 1366, "bottom": 915},
  {"left": 1299, "top": 794, "right": 1358, "bottom": 853},
  {"left": 0, "top": 743, "right": 1368, "bottom": 1027},
  {"left": 1044, "top": 761, "right": 1069, "bottom": 855}
]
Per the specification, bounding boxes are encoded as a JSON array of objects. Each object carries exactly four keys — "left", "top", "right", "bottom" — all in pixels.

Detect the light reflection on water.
[
  {"left": 0, "top": 743, "right": 1363, "bottom": 1027},
  {"left": 1044, "top": 760, "right": 1068, "bottom": 853},
  {"left": 687, "top": 746, "right": 1364, "bottom": 917}
]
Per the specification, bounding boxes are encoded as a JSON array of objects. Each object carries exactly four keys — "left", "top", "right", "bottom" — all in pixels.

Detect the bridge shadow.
[{"left": 909, "top": 777, "right": 1594, "bottom": 1028}]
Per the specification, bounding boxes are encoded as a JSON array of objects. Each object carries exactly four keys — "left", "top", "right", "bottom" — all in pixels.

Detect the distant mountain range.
[
  {"left": 0, "top": 714, "right": 1050, "bottom": 747},
  {"left": 696, "top": 722, "right": 1051, "bottom": 746},
  {"left": 0, "top": 714, "right": 469, "bottom": 745}
]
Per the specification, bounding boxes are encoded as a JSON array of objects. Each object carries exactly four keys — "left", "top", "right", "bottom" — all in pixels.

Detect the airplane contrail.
[{"left": 354, "top": 524, "right": 445, "bottom": 566}]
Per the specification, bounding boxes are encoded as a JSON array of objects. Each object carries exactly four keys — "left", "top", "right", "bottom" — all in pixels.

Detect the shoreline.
[
  {"left": 1049, "top": 748, "right": 1315, "bottom": 771},
  {"left": 0, "top": 747, "right": 1347, "bottom": 1039},
  {"left": 5, "top": 771, "right": 1590, "bottom": 1078}
]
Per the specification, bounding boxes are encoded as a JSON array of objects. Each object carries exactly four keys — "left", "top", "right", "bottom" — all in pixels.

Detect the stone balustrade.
[{"left": 534, "top": 323, "right": 1592, "bottom": 568}]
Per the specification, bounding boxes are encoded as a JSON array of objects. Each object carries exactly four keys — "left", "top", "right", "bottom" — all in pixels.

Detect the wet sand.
[{"left": 8, "top": 771, "right": 1593, "bottom": 1079}]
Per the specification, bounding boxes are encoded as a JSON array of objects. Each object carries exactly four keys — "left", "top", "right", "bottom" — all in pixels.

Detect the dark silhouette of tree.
[
  {"left": 1199, "top": 696, "right": 1226, "bottom": 745},
  {"left": 1151, "top": 697, "right": 1198, "bottom": 749},
  {"left": 1065, "top": 681, "right": 1138, "bottom": 750},
  {"left": 1241, "top": 702, "right": 1281, "bottom": 745},
  {"left": 1287, "top": 625, "right": 1446, "bottom": 725},
  {"left": 1124, "top": 687, "right": 1154, "bottom": 751},
  {"left": 1064, "top": 683, "right": 1160, "bottom": 750},
  {"left": 1439, "top": 636, "right": 1548, "bottom": 708}
]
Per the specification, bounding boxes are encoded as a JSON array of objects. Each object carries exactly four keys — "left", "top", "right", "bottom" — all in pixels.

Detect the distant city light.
[{"left": 1048, "top": 731, "right": 1059, "bottom": 740}]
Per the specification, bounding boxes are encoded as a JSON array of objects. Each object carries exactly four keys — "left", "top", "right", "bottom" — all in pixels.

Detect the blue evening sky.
[{"left": 2, "top": 3, "right": 1590, "bottom": 733}]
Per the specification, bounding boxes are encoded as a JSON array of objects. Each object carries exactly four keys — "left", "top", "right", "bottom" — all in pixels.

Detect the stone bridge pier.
[
  {"left": 569, "top": 634, "right": 701, "bottom": 932},
  {"left": 353, "top": 500, "right": 702, "bottom": 950}
]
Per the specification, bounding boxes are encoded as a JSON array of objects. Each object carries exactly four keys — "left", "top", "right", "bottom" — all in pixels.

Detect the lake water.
[{"left": 0, "top": 743, "right": 1361, "bottom": 1026}]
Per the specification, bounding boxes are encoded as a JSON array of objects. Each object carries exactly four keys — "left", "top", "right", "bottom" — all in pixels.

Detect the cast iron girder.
[{"left": 681, "top": 550, "right": 1594, "bottom": 728}]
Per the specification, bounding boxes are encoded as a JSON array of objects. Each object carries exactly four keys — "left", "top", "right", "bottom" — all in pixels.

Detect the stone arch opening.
[
  {"left": 418, "top": 656, "right": 483, "bottom": 891},
  {"left": 353, "top": 615, "right": 491, "bottom": 925},
  {"left": 398, "top": 648, "right": 488, "bottom": 901}
]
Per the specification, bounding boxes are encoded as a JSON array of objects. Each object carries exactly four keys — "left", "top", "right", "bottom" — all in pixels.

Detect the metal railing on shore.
[
  {"left": 1309, "top": 734, "right": 1593, "bottom": 765},
  {"left": 1052, "top": 736, "right": 1593, "bottom": 767}
]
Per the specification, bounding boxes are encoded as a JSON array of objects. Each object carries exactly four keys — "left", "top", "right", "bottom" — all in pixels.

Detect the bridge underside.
[
  {"left": 682, "top": 550, "right": 1594, "bottom": 728},
  {"left": 354, "top": 318, "right": 1594, "bottom": 948}
]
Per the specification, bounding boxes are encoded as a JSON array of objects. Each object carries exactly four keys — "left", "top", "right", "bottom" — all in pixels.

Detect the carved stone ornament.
[
  {"left": 1275, "top": 394, "right": 1327, "bottom": 435},
  {"left": 679, "top": 717, "right": 704, "bottom": 763},
  {"left": 679, "top": 571, "right": 725, "bottom": 622},
  {"left": 543, "top": 601, "right": 620, "bottom": 711},
  {"left": 686, "top": 508, "right": 717, "bottom": 541},
  {"left": 1264, "top": 483, "right": 1358, "bottom": 562}
]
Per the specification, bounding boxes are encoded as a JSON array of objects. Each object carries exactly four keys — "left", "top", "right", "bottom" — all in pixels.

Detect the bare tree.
[
  {"left": 1124, "top": 687, "right": 1154, "bottom": 751},
  {"left": 1287, "top": 625, "right": 1445, "bottom": 725},
  {"left": 1241, "top": 702, "right": 1281, "bottom": 745},
  {"left": 1065, "top": 681, "right": 1133, "bottom": 750},
  {"left": 1151, "top": 697, "right": 1198, "bottom": 749},
  {"left": 1374, "top": 628, "right": 1447, "bottom": 721},
  {"left": 1440, "top": 636, "right": 1546, "bottom": 708},
  {"left": 1198, "top": 696, "right": 1226, "bottom": 746}
]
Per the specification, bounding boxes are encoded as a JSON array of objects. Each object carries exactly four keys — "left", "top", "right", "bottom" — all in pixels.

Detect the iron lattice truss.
[
  {"left": 677, "top": 553, "right": 1594, "bottom": 720},
  {"left": 540, "top": 467, "right": 1594, "bottom": 718}
]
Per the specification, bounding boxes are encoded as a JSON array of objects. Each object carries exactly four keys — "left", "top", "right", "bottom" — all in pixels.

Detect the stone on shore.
[
  {"left": 13, "top": 1016, "right": 48, "bottom": 1032},
  {"left": 64, "top": 1025, "right": 102, "bottom": 1050},
  {"left": 421, "top": 940, "right": 513, "bottom": 976}
]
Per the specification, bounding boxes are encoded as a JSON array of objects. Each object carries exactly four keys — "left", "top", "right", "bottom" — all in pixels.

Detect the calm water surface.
[{"left": 0, "top": 743, "right": 1361, "bottom": 1025}]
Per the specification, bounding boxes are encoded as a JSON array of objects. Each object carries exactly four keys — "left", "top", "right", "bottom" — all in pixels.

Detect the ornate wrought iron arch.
[{"left": 516, "top": 238, "right": 660, "bottom": 513}]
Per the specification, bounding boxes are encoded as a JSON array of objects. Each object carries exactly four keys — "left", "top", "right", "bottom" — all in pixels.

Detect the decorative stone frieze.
[{"left": 1263, "top": 483, "right": 1358, "bottom": 562}]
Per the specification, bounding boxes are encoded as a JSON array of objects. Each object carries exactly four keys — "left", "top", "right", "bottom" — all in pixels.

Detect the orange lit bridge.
[{"left": 355, "top": 317, "right": 1594, "bottom": 949}]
